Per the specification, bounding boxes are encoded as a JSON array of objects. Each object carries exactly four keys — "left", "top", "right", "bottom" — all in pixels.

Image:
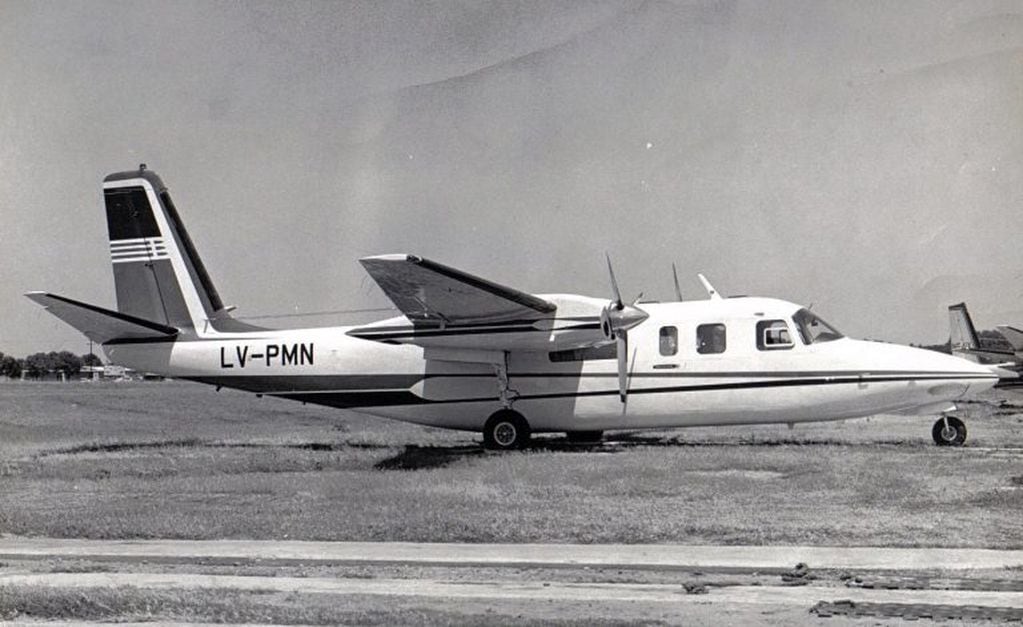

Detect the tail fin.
[
  {"left": 948, "top": 302, "right": 980, "bottom": 353},
  {"left": 104, "top": 165, "right": 238, "bottom": 335}
]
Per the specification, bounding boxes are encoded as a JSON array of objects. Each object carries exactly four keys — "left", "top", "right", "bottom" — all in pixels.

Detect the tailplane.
[
  {"left": 996, "top": 325, "right": 1023, "bottom": 354},
  {"left": 25, "top": 292, "right": 178, "bottom": 344}
]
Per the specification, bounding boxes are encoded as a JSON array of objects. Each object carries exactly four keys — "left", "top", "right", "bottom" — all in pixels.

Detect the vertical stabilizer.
[
  {"left": 103, "top": 165, "right": 226, "bottom": 335},
  {"left": 948, "top": 302, "right": 980, "bottom": 353}
]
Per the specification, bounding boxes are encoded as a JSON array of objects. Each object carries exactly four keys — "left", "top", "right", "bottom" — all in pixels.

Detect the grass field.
[{"left": 1, "top": 380, "right": 1022, "bottom": 547}]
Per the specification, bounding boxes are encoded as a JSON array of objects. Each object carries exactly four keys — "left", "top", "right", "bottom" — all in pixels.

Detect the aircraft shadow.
[{"left": 370, "top": 434, "right": 932, "bottom": 471}]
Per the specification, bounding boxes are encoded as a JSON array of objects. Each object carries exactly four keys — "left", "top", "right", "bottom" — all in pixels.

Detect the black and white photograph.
[{"left": 2, "top": 1, "right": 1022, "bottom": 624}]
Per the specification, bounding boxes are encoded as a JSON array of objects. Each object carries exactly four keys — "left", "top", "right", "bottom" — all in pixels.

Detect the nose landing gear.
[{"left": 932, "top": 415, "right": 967, "bottom": 446}]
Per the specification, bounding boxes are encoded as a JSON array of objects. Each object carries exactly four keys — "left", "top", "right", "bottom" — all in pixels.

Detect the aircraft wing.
[
  {"left": 359, "top": 255, "right": 556, "bottom": 325},
  {"left": 25, "top": 292, "right": 179, "bottom": 344},
  {"left": 996, "top": 325, "right": 1023, "bottom": 351}
]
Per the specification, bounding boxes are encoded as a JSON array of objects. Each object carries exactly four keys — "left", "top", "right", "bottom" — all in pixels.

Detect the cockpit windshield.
[{"left": 792, "top": 308, "right": 844, "bottom": 344}]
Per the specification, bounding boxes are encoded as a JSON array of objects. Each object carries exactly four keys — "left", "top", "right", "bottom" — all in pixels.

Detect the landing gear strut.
[
  {"left": 482, "top": 354, "right": 530, "bottom": 450},
  {"left": 932, "top": 415, "right": 967, "bottom": 446}
]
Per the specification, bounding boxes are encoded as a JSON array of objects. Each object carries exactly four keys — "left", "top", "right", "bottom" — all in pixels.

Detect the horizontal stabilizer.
[
  {"left": 360, "top": 254, "right": 556, "bottom": 325},
  {"left": 25, "top": 292, "right": 178, "bottom": 344},
  {"left": 996, "top": 325, "right": 1023, "bottom": 351}
]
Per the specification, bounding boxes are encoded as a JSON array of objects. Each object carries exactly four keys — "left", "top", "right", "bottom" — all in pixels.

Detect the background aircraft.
[
  {"left": 28, "top": 167, "right": 999, "bottom": 449},
  {"left": 947, "top": 302, "right": 1023, "bottom": 385}
]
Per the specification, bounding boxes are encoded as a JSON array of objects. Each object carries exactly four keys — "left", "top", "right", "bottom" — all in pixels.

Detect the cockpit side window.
[
  {"left": 792, "top": 309, "right": 844, "bottom": 344},
  {"left": 659, "top": 326, "right": 678, "bottom": 356},
  {"left": 756, "top": 319, "right": 794, "bottom": 350},
  {"left": 697, "top": 323, "right": 726, "bottom": 354}
]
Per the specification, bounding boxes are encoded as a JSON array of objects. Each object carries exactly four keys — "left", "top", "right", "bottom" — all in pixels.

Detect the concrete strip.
[
  {"left": 2, "top": 572, "right": 1023, "bottom": 608},
  {"left": 1, "top": 538, "right": 1022, "bottom": 571}
]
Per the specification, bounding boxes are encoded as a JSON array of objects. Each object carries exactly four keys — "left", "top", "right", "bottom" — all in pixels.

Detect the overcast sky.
[{"left": 2, "top": 0, "right": 1022, "bottom": 357}]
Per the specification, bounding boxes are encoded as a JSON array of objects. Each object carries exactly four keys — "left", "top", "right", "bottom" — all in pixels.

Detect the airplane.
[
  {"left": 948, "top": 302, "right": 1023, "bottom": 384},
  {"left": 27, "top": 166, "right": 1001, "bottom": 449}
]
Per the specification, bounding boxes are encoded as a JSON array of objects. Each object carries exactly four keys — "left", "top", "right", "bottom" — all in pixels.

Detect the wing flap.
[
  {"left": 359, "top": 255, "right": 556, "bottom": 325},
  {"left": 26, "top": 292, "right": 179, "bottom": 344}
]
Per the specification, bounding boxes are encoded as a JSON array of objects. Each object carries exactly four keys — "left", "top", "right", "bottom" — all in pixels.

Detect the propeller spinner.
[{"left": 601, "top": 255, "right": 649, "bottom": 403}]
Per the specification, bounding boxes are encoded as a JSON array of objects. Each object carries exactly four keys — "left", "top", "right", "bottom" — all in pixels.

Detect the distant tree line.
[
  {"left": 914, "top": 329, "right": 1010, "bottom": 354},
  {"left": 0, "top": 351, "right": 102, "bottom": 379}
]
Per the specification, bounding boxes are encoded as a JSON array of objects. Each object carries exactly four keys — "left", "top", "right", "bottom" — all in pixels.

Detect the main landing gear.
[
  {"left": 483, "top": 409, "right": 531, "bottom": 450},
  {"left": 932, "top": 415, "right": 967, "bottom": 446},
  {"left": 482, "top": 356, "right": 532, "bottom": 451}
]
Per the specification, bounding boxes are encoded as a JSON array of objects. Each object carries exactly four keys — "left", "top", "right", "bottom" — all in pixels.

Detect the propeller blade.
[
  {"left": 617, "top": 332, "right": 629, "bottom": 403},
  {"left": 605, "top": 254, "right": 623, "bottom": 308},
  {"left": 672, "top": 263, "right": 683, "bottom": 301}
]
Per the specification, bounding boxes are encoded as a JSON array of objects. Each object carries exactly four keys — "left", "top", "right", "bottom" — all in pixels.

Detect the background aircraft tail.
[
  {"left": 948, "top": 302, "right": 980, "bottom": 353},
  {"left": 103, "top": 165, "right": 245, "bottom": 336},
  {"left": 947, "top": 302, "right": 1018, "bottom": 368}
]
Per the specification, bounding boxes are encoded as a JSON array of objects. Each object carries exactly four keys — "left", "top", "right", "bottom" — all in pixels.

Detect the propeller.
[{"left": 601, "top": 255, "right": 649, "bottom": 403}]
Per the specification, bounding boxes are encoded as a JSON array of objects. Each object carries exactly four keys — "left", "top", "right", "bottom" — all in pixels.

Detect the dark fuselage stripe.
[{"left": 189, "top": 372, "right": 995, "bottom": 409}]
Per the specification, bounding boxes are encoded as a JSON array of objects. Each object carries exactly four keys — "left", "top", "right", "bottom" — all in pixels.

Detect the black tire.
[
  {"left": 932, "top": 416, "right": 967, "bottom": 446},
  {"left": 566, "top": 430, "right": 604, "bottom": 443},
  {"left": 483, "top": 410, "right": 531, "bottom": 450}
]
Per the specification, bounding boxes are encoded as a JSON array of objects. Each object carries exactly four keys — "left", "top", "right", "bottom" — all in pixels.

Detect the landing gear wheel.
[
  {"left": 932, "top": 416, "right": 967, "bottom": 446},
  {"left": 566, "top": 430, "right": 604, "bottom": 444},
  {"left": 483, "top": 410, "right": 531, "bottom": 450}
]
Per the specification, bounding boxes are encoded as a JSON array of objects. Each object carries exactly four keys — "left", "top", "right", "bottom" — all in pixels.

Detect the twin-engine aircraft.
[{"left": 29, "top": 167, "right": 1000, "bottom": 449}]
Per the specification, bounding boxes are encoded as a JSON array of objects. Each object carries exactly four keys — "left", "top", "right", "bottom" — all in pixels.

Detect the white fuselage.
[{"left": 101, "top": 296, "right": 998, "bottom": 433}]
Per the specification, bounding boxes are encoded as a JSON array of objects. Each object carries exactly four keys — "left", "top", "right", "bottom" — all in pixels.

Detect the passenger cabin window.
[
  {"left": 696, "top": 323, "right": 726, "bottom": 354},
  {"left": 659, "top": 326, "right": 678, "bottom": 356},
  {"left": 756, "top": 320, "right": 794, "bottom": 350},
  {"left": 792, "top": 309, "right": 844, "bottom": 344}
]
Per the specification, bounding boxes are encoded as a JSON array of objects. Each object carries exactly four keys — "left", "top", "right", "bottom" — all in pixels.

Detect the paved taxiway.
[
  {"left": 3, "top": 571, "right": 1023, "bottom": 609},
  {"left": 4, "top": 539, "right": 1023, "bottom": 623},
  {"left": 2, "top": 538, "right": 1022, "bottom": 571}
]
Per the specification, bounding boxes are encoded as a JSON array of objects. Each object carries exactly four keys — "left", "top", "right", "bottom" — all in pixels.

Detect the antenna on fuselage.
[
  {"left": 698, "top": 274, "right": 722, "bottom": 300},
  {"left": 671, "top": 262, "right": 683, "bottom": 301}
]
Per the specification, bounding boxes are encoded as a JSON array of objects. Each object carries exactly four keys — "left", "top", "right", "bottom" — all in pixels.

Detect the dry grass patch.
[
  {"left": 0, "top": 585, "right": 633, "bottom": 625},
  {"left": 2, "top": 382, "right": 1022, "bottom": 547}
]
